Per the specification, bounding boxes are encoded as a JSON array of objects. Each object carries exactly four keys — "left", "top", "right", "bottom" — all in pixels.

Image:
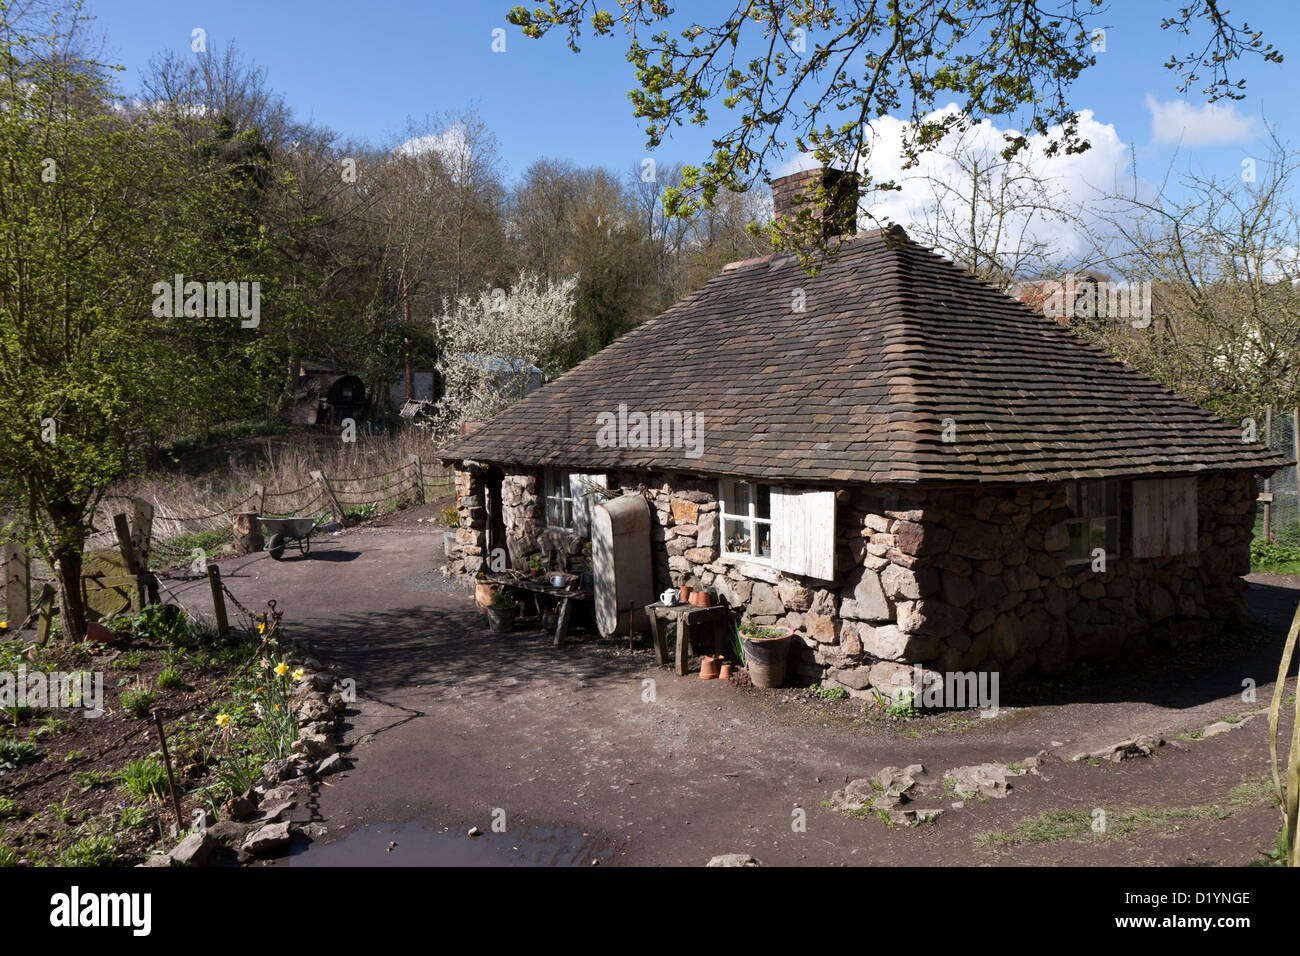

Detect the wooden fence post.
[
  {"left": 33, "top": 583, "right": 55, "bottom": 645},
  {"left": 207, "top": 565, "right": 229, "bottom": 640},
  {"left": 4, "top": 542, "right": 29, "bottom": 624},
  {"left": 112, "top": 512, "right": 147, "bottom": 610},
  {"left": 409, "top": 455, "right": 425, "bottom": 505},
  {"left": 251, "top": 483, "right": 265, "bottom": 516},
  {"left": 130, "top": 499, "right": 159, "bottom": 605},
  {"left": 311, "top": 469, "right": 348, "bottom": 526}
]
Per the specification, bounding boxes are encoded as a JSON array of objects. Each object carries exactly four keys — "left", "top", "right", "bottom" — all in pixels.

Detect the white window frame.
[
  {"left": 544, "top": 469, "right": 605, "bottom": 535},
  {"left": 1063, "top": 479, "right": 1120, "bottom": 566},
  {"left": 718, "top": 479, "right": 774, "bottom": 564}
]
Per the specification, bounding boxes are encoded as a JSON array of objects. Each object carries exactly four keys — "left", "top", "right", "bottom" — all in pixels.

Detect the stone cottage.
[{"left": 438, "top": 169, "right": 1287, "bottom": 696}]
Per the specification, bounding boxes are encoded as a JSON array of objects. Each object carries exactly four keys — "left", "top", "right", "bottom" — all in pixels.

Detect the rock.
[
  {"left": 876, "top": 764, "right": 923, "bottom": 794},
  {"left": 468, "top": 826, "right": 481, "bottom": 837},
  {"left": 830, "top": 778, "right": 877, "bottom": 812},
  {"left": 291, "top": 733, "right": 336, "bottom": 761},
  {"left": 166, "top": 831, "right": 217, "bottom": 866},
  {"left": 748, "top": 582, "right": 785, "bottom": 616},
  {"left": 871, "top": 792, "right": 908, "bottom": 813},
  {"left": 259, "top": 757, "right": 300, "bottom": 786},
  {"left": 208, "top": 821, "right": 247, "bottom": 845},
  {"left": 224, "top": 791, "right": 258, "bottom": 822},
  {"left": 861, "top": 624, "right": 938, "bottom": 663},
  {"left": 242, "top": 822, "right": 292, "bottom": 856},
  {"left": 316, "top": 753, "right": 347, "bottom": 776},
  {"left": 248, "top": 799, "right": 295, "bottom": 826},
  {"left": 671, "top": 499, "right": 700, "bottom": 524},
  {"left": 255, "top": 785, "right": 296, "bottom": 804},
  {"left": 1087, "top": 734, "right": 1165, "bottom": 762},
  {"left": 843, "top": 568, "right": 891, "bottom": 622},
  {"left": 706, "top": 854, "right": 762, "bottom": 867},
  {"left": 141, "top": 854, "right": 172, "bottom": 867},
  {"left": 913, "top": 808, "right": 944, "bottom": 823},
  {"left": 943, "top": 763, "right": 1023, "bottom": 798},
  {"left": 1201, "top": 721, "right": 1236, "bottom": 738}
]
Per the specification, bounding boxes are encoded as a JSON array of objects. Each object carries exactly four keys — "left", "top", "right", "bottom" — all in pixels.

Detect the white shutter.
[
  {"left": 771, "top": 487, "right": 836, "bottom": 580},
  {"left": 1132, "top": 477, "right": 1198, "bottom": 557},
  {"left": 571, "top": 473, "right": 607, "bottom": 537}
]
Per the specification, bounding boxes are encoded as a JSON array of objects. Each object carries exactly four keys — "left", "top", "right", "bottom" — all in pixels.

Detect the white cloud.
[
  {"left": 855, "top": 106, "right": 1141, "bottom": 268},
  {"left": 1145, "top": 95, "right": 1257, "bottom": 147}
]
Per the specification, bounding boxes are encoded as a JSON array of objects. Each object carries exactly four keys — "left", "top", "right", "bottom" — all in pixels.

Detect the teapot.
[{"left": 659, "top": 588, "right": 678, "bottom": 606}]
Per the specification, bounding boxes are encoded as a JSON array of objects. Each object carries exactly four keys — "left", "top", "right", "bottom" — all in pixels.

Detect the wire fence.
[
  {"left": 1255, "top": 406, "right": 1299, "bottom": 545},
  {"left": 80, "top": 459, "right": 455, "bottom": 572}
]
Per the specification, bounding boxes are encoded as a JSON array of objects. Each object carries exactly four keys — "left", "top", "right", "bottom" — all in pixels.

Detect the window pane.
[
  {"left": 1066, "top": 520, "right": 1085, "bottom": 560},
  {"left": 547, "top": 496, "right": 563, "bottom": 527},
  {"left": 724, "top": 518, "right": 752, "bottom": 555},
  {"left": 1088, "top": 518, "right": 1109, "bottom": 553},
  {"left": 728, "top": 481, "right": 752, "bottom": 518},
  {"left": 756, "top": 522, "right": 771, "bottom": 558},
  {"left": 756, "top": 484, "right": 771, "bottom": 520}
]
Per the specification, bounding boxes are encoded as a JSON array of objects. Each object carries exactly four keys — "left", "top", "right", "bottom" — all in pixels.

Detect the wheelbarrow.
[{"left": 258, "top": 514, "right": 327, "bottom": 560}]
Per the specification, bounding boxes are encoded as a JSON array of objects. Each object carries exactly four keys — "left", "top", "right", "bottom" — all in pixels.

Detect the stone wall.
[{"left": 446, "top": 463, "right": 1258, "bottom": 695}]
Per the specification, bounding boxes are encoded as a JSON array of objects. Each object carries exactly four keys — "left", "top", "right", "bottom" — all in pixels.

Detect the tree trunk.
[{"left": 53, "top": 547, "right": 86, "bottom": 643}]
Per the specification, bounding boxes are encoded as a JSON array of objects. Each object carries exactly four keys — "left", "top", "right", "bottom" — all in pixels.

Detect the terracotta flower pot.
[
  {"left": 680, "top": 585, "right": 694, "bottom": 603},
  {"left": 719, "top": 663, "right": 734, "bottom": 680},
  {"left": 474, "top": 581, "right": 498, "bottom": 612},
  {"left": 699, "top": 655, "right": 723, "bottom": 680}
]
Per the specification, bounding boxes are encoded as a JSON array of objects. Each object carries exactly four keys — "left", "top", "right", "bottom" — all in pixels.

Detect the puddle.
[{"left": 289, "top": 820, "right": 613, "bottom": 867}]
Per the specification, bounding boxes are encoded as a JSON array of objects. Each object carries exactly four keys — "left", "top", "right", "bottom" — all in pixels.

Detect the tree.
[
  {"left": 0, "top": 6, "right": 274, "bottom": 639},
  {"left": 1082, "top": 131, "right": 1300, "bottom": 424},
  {"left": 430, "top": 272, "right": 578, "bottom": 442},
  {"left": 508, "top": 1, "right": 1282, "bottom": 261}
]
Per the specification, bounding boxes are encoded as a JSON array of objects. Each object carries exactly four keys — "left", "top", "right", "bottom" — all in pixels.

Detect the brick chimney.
[{"left": 769, "top": 167, "right": 860, "bottom": 237}]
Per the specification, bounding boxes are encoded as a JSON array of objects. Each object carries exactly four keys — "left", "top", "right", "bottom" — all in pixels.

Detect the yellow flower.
[
  {"left": 258, "top": 623, "right": 265, "bottom": 634},
  {"left": 255, "top": 687, "right": 264, "bottom": 694},
  {"left": 215, "top": 713, "right": 231, "bottom": 728},
  {"left": 274, "top": 703, "right": 281, "bottom": 712},
  {"left": 292, "top": 668, "right": 305, "bottom": 682},
  {"left": 274, "top": 662, "right": 289, "bottom": 677}
]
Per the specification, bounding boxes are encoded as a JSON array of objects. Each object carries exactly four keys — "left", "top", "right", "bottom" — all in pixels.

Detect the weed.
[
  {"left": 120, "top": 684, "right": 157, "bottom": 719},
  {"left": 118, "top": 758, "right": 169, "bottom": 802},
  {"left": 0, "top": 796, "right": 21, "bottom": 819},
  {"left": 157, "top": 667, "right": 186, "bottom": 690},
  {"left": 113, "top": 651, "right": 147, "bottom": 671},
  {"left": 57, "top": 835, "right": 118, "bottom": 866},
  {"left": 809, "top": 683, "right": 849, "bottom": 701},
  {"left": 0, "top": 737, "right": 41, "bottom": 771}
]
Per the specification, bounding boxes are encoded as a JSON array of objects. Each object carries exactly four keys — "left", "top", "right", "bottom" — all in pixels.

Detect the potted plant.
[
  {"left": 737, "top": 621, "right": 793, "bottom": 689},
  {"left": 474, "top": 572, "right": 497, "bottom": 612},
  {"left": 528, "top": 554, "right": 546, "bottom": 578},
  {"left": 485, "top": 590, "right": 517, "bottom": 633}
]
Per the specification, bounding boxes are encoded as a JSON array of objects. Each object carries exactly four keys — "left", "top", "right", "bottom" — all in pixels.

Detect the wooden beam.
[
  {"left": 310, "top": 470, "right": 348, "bottom": 526},
  {"left": 409, "top": 455, "right": 425, "bottom": 505},
  {"left": 207, "top": 565, "right": 229, "bottom": 640}
]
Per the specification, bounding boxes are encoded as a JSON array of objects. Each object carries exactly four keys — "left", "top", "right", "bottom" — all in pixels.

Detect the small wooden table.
[
  {"left": 645, "top": 602, "right": 737, "bottom": 676},
  {"left": 483, "top": 572, "right": 592, "bottom": 645}
]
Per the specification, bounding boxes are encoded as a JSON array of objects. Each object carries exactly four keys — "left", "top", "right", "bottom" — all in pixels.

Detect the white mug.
[{"left": 660, "top": 589, "right": 678, "bottom": 605}]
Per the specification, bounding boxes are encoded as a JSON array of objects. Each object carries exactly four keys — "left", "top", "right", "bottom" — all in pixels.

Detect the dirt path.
[{"left": 163, "top": 515, "right": 1299, "bottom": 866}]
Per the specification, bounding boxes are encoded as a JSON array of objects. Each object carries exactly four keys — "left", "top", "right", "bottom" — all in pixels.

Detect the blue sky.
[{"left": 85, "top": 0, "right": 1297, "bottom": 187}]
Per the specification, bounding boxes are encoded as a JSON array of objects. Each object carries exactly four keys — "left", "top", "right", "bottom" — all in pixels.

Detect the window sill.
[{"left": 718, "top": 550, "right": 773, "bottom": 568}]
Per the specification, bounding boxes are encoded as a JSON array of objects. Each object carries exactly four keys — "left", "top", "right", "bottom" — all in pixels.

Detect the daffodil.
[
  {"left": 292, "top": 668, "right": 305, "bottom": 682},
  {"left": 257, "top": 623, "right": 265, "bottom": 634},
  {"left": 274, "top": 703, "right": 281, "bottom": 712},
  {"left": 274, "top": 661, "right": 289, "bottom": 677},
  {"left": 215, "top": 713, "right": 231, "bottom": 728}
]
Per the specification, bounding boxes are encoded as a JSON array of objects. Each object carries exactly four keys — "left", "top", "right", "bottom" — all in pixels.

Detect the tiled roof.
[{"left": 440, "top": 227, "right": 1288, "bottom": 483}]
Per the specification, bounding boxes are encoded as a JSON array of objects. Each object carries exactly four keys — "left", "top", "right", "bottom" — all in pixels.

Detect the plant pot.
[
  {"left": 719, "top": 662, "right": 734, "bottom": 680},
  {"left": 530, "top": 568, "right": 545, "bottom": 578},
  {"left": 742, "top": 626, "right": 793, "bottom": 689},
  {"left": 699, "top": 655, "right": 723, "bottom": 680},
  {"left": 680, "top": 585, "right": 694, "bottom": 604},
  {"left": 689, "top": 590, "right": 713, "bottom": 608},
  {"left": 485, "top": 605, "right": 515, "bottom": 633},
  {"left": 475, "top": 581, "right": 498, "bottom": 612}
]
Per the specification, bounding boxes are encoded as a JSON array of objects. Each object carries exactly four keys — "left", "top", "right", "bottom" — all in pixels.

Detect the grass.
[
  {"left": 56, "top": 834, "right": 119, "bottom": 866},
  {"left": 1251, "top": 536, "right": 1300, "bottom": 575},
  {"left": 975, "top": 775, "right": 1275, "bottom": 848},
  {"left": 809, "top": 683, "right": 850, "bottom": 701},
  {"left": 118, "top": 758, "right": 169, "bottom": 803}
]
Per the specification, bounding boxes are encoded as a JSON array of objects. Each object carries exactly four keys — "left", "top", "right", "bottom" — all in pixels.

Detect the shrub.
[
  {"left": 118, "top": 758, "right": 169, "bottom": 802},
  {"left": 157, "top": 667, "right": 186, "bottom": 690},
  {"left": 440, "top": 503, "right": 458, "bottom": 526}
]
